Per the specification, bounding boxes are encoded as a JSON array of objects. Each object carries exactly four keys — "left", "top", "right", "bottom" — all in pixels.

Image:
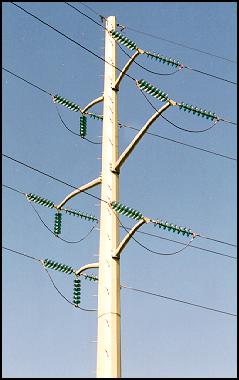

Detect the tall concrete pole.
[{"left": 96, "top": 16, "right": 121, "bottom": 378}]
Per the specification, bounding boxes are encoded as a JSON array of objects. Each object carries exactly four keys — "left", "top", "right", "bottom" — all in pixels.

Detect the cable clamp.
[
  {"left": 137, "top": 48, "right": 145, "bottom": 55},
  {"left": 168, "top": 98, "right": 177, "bottom": 106},
  {"left": 111, "top": 167, "right": 120, "bottom": 175}
]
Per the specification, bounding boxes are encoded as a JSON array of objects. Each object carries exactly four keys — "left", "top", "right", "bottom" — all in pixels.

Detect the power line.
[
  {"left": 11, "top": 2, "right": 236, "bottom": 87},
  {"left": 2, "top": 153, "right": 105, "bottom": 203},
  {"left": 117, "top": 212, "right": 197, "bottom": 256},
  {"left": 10, "top": 2, "right": 136, "bottom": 82},
  {"left": 3, "top": 155, "right": 237, "bottom": 248},
  {"left": 71, "top": 2, "right": 236, "bottom": 84},
  {"left": 3, "top": 67, "right": 236, "bottom": 162},
  {"left": 3, "top": 245, "right": 236, "bottom": 317},
  {"left": 66, "top": 2, "right": 183, "bottom": 78},
  {"left": 55, "top": 104, "right": 101, "bottom": 145},
  {"left": 79, "top": 1, "right": 106, "bottom": 20},
  {"left": 117, "top": 41, "right": 183, "bottom": 76},
  {"left": 140, "top": 88, "right": 235, "bottom": 133},
  {"left": 121, "top": 285, "right": 237, "bottom": 317},
  {"left": 186, "top": 66, "right": 236, "bottom": 85},
  {"left": 198, "top": 234, "right": 237, "bottom": 248},
  {"left": 2, "top": 183, "right": 25, "bottom": 195},
  {"left": 78, "top": 2, "right": 236, "bottom": 65},
  {"left": 124, "top": 26, "right": 237, "bottom": 65},
  {"left": 65, "top": 3, "right": 183, "bottom": 78},
  {"left": 132, "top": 229, "right": 237, "bottom": 260},
  {"left": 65, "top": 2, "right": 104, "bottom": 29},
  {"left": 2, "top": 246, "right": 41, "bottom": 262},
  {"left": 2, "top": 246, "right": 97, "bottom": 311},
  {"left": 2, "top": 67, "right": 52, "bottom": 96},
  {"left": 161, "top": 114, "right": 221, "bottom": 133},
  {"left": 2, "top": 183, "right": 237, "bottom": 260},
  {"left": 120, "top": 124, "right": 236, "bottom": 162},
  {"left": 2, "top": 184, "right": 98, "bottom": 244},
  {"left": 43, "top": 265, "right": 97, "bottom": 312}
]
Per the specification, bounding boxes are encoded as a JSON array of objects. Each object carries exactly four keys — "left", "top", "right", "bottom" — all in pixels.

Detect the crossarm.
[
  {"left": 74, "top": 262, "right": 99, "bottom": 276},
  {"left": 56, "top": 176, "right": 102, "bottom": 209},
  {"left": 81, "top": 96, "right": 104, "bottom": 114},
  {"left": 112, "top": 102, "right": 171, "bottom": 173},
  {"left": 112, "top": 217, "right": 150, "bottom": 259},
  {"left": 113, "top": 48, "right": 144, "bottom": 91}
]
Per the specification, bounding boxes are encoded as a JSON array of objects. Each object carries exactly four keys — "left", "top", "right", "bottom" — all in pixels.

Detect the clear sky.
[{"left": 2, "top": 2, "right": 237, "bottom": 378}]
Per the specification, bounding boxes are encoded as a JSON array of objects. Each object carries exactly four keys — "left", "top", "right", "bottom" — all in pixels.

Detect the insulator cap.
[
  {"left": 111, "top": 201, "right": 143, "bottom": 220},
  {"left": 43, "top": 258, "right": 73, "bottom": 274},
  {"left": 111, "top": 30, "right": 137, "bottom": 50},
  {"left": 53, "top": 94, "right": 80, "bottom": 112},
  {"left": 80, "top": 115, "right": 87, "bottom": 137},
  {"left": 177, "top": 102, "right": 217, "bottom": 120},
  {"left": 146, "top": 51, "right": 181, "bottom": 68},
  {"left": 27, "top": 193, "right": 54, "bottom": 208},
  {"left": 137, "top": 79, "right": 169, "bottom": 102},
  {"left": 54, "top": 212, "right": 62, "bottom": 236}
]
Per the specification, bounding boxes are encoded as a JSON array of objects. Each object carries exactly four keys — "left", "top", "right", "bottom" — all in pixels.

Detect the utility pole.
[
  {"left": 96, "top": 16, "right": 121, "bottom": 378},
  {"left": 53, "top": 15, "right": 176, "bottom": 378}
]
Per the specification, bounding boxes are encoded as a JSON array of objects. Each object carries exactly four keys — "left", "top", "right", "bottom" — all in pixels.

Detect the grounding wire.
[
  {"left": 65, "top": 2, "right": 188, "bottom": 77},
  {"left": 124, "top": 26, "right": 237, "bottom": 65},
  {"left": 10, "top": 2, "right": 136, "bottom": 82},
  {"left": 3, "top": 245, "right": 236, "bottom": 317},
  {"left": 73, "top": 2, "right": 236, "bottom": 83},
  {"left": 13, "top": 1, "right": 236, "bottom": 88},
  {"left": 79, "top": 2, "right": 107, "bottom": 20},
  {"left": 3, "top": 183, "right": 236, "bottom": 260},
  {"left": 78, "top": 1, "right": 236, "bottom": 65},
  {"left": 65, "top": 2, "right": 104, "bottom": 29},
  {"left": 67, "top": 2, "right": 184, "bottom": 78},
  {"left": 3, "top": 155, "right": 236, "bottom": 248}
]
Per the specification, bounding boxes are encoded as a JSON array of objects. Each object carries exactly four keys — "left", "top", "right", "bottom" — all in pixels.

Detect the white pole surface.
[{"left": 96, "top": 16, "right": 121, "bottom": 378}]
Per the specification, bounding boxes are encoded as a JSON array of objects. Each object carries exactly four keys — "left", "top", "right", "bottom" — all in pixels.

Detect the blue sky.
[{"left": 3, "top": 2, "right": 237, "bottom": 378}]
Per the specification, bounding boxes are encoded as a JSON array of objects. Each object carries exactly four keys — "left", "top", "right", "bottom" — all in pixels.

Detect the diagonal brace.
[
  {"left": 81, "top": 95, "right": 104, "bottom": 114},
  {"left": 113, "top": 48, "right": 144, "bottom": 91},
  {"left": 112, "top": 217, "right": 150, "bottom": 259},
  {"left": 74, "top": 262, "right": 99, "bottom": 276},
  {"left": 56, "top": 176, "right": 102, "bottom": 209},
  {"left": 112, "top": 102, "right": 171, "bottom": 173}
]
